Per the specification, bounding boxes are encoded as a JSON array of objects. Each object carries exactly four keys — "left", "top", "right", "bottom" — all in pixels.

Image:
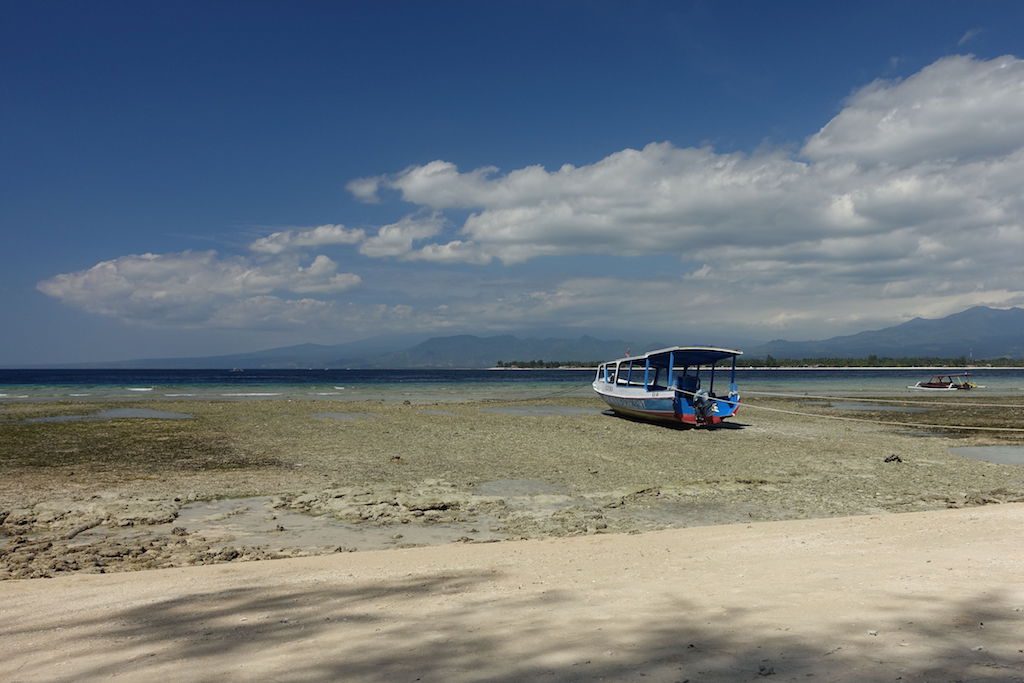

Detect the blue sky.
[{"left": 3, "top": 1, "right": 1024, "bottom": 363}]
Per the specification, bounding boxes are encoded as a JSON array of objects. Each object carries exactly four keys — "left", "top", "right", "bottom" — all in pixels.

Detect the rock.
[
  {"left": 4, "top": 509, "right": 37, "bottom": 529},
  {"left": 171, "top": 527, "right": 188, "bottom": 536},
  {"left": 292, "top": 493, "right": 320, "bottom": 507},
  {"left": 64, "top": 519, "right": 103, "bottom": 540},
  {"left": 884, "top": 454, "right": 902, "bottom": 463}
]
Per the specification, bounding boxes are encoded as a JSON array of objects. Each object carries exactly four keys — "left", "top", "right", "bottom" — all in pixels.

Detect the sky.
[{"left": 3, "top": 1, "right": 1024, "bottom": 364}]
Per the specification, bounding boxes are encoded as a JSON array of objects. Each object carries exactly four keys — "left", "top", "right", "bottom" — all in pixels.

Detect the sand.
[
  {"left": 2, "top": 395, "right": 1024, "bottom": 679},
  {"left": 1, "top": 503, "right": 1022, "bottom": 682}
]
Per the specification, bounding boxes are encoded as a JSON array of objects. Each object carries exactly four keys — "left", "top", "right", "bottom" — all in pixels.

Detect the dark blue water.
[{"left": 0, "top": 368, "right": 590, "bottom": 387}]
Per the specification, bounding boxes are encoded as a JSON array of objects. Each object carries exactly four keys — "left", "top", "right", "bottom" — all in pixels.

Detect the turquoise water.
[{"left": 1, "top": 368, "right": 1023, "bottom": 402}]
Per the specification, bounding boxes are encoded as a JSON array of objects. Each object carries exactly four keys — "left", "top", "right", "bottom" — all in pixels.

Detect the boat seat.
[{"left": 677, "top": 376, "right": 700, "bottom": 404}]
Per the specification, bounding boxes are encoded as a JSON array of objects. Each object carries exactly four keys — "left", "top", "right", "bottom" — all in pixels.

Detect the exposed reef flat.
[{"left": 2, "top": 395, "right": 1023, "bottom": 579}]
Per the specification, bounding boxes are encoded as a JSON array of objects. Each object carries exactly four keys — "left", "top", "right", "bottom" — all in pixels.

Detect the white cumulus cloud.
[
  {"left": 38, "top": 251, "right": 361, "bottom": 328},
  {"left": 38, "top": 54, "right": 1024, "bottom": 339},
  {"left": 803, "top": 55, "right": 1024, "bottom": 166},
  {"left": 338, "top": 54, "right": 1024, "bottom": 330},
  {"left": 250, "top": 224, "right": 365, "bottom": 254},
  {"left": 359, "top": 214, "right": 446, "bottom": 258}
]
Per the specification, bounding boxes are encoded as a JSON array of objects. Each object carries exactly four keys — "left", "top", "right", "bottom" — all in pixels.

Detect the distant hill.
[
  {"left": 748, "top": 306, "right": 1024, "bottom": 360},
  {"left": 41, "top": 305, "right": 1024, "bottom": 368},
  {"left": 59, "top": 334, "right": 668, "bottom": 369},
  {"left": 362, "top": 334, "right": 666, "bottom": 368},
  {"left": 64, "top": 334, "right": 424, "bottom": 369}
]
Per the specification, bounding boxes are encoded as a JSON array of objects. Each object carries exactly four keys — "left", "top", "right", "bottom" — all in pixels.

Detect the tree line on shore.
[{"left": 494, "top": 355, "right": 1024, "bottom": 368}]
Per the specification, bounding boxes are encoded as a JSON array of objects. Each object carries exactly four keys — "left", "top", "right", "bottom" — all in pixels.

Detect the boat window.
[
  {"left": 615, "top": 360, "right": 647, "bottom": 386},
  {"left": 617, "top": 361, "right": 633, "bottom": 385}
]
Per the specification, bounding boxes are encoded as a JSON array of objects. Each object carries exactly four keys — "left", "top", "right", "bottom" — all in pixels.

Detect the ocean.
[{"left": 2, "top": 368, "right": 1023, "bottom": 402}]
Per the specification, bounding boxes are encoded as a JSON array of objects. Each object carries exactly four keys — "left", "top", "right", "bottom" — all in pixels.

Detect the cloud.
[
  {"left": 358, "top": 214, "right": 445, "bottom": 258},
  {"left": 345, "top": 176, "right": 384, "bottom": 203},
  {"left": 803, "top": 55, "right": 1024, "bottom": 165},
  {"left": 407, "top": 240, "right": 493, "bottom": 265},
  {"left": 38, "top": 251, "right": 361, "bottom": 328},
  {"left": 333, "top": 54, "right": 1024, "bottom": 332},
  {"left": 958, "top": 28, "right": 982, "bottom": 46},
  {"left": 38, "top": 55, "right": 1024, "bottom": 340},
  {"left": 250, "top": 224, "right": 365, "bottom": 254}
]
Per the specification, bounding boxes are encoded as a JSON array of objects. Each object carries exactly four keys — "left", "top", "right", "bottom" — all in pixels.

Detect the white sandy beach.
[{"left": 3, "top": 503, "right": 1022, "bottom": 682}]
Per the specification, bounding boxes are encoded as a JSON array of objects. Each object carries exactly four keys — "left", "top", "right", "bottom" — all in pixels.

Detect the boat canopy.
[{"left": 604, "top": 346, "right": 742, "bottom": 367}]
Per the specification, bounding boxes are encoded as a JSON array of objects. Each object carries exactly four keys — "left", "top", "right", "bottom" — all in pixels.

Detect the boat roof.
[{"left": 604, "top": 346, "right": 743, "bottom": 366}]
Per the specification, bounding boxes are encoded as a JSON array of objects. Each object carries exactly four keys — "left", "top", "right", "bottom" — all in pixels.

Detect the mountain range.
[
  {"left": 750, "top": 306, "right": 1024, "bottom": 360},
  {"left": 45, "top": 305, "right": 1024, "bottom": 368}
]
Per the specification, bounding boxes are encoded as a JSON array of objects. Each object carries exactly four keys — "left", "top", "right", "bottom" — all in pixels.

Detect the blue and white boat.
[{"left": 593, "top": 346, "right": 742, "bottom": 426}]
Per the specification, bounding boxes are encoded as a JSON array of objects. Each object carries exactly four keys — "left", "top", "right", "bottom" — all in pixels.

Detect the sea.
[{"left": 2, "top": 368, "right": 1024, "bottom": 402}]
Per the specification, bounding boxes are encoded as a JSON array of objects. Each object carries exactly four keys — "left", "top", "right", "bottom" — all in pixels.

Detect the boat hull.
[{"left": 593, "top": 383, "right": 738, "bottom": 426}]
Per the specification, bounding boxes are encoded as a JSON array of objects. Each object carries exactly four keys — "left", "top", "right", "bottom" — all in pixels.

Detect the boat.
[
  {"left": 908, "top": 373, "right": 981, "bottom": 391},
  {"left": 593, "top": 346, "right": 742, "bottom": 426}
]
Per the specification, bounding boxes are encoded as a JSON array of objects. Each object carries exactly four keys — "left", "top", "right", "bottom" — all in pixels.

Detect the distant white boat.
[{"left": 908, "top": 373, "right": 983, "bottom": 391}]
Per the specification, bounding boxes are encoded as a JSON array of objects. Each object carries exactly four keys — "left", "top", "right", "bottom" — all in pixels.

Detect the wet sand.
[{"left": 2, "top": 394, "right": 1024, "bottom": 579}]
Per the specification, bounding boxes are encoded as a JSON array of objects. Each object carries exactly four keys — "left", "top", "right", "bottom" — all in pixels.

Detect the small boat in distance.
[
  {"left": 908, "top": 372, "right": 981, "bottom": 391},
  {"left": 593, "top": 346, "right": 742, "bottom": 427}
]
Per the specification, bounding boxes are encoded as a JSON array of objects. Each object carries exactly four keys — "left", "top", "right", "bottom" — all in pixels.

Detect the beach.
[
  {"left": 2, "top": 503, "right": 1022, "bottom": 681},
  {"left": 2, "top": 393, "right": 1024, "bottom": 680}
]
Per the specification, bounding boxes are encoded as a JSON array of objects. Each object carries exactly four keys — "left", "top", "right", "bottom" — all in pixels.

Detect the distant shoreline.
[{"left": 487, "top": 366, "right": 1020, "bottom": 371}]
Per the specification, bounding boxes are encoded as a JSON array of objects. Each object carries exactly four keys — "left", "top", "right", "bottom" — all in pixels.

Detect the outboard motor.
[{"left": 693, "top": 387, "right": 711, "bottom": 424}]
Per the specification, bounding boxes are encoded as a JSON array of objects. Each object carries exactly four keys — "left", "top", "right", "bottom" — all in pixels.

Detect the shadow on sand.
[
  {"left": 601, "top": 409, "right": 748, "bottom": 431},
  {"left": 3, "top": 570, "right": 1021, "bottom": 682}
]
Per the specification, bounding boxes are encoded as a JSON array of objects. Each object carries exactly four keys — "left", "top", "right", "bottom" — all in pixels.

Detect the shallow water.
[
  {"left": 950, "top": 445, "right": 1024, "bottom": 465},
  {"left": 828, "top": 401, "right": 929, "bottom": 413},
  {"left": 312, "top": 412, "right": 369, "bottom": 421},
  {"left": 70, "top": 496, "right": 505, "bottom": 553},
  {"left": 24, "top": 408, "right": 193, "bottom": 423},
  {"left": 4, "top": 368, "right": 1023, "bottom": 403},
  {"left": 480, "top": 406, "right": 597, "bottom": 417},
  {"left": 473, "top": 479, "right": 569, "bottom": 497}
]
